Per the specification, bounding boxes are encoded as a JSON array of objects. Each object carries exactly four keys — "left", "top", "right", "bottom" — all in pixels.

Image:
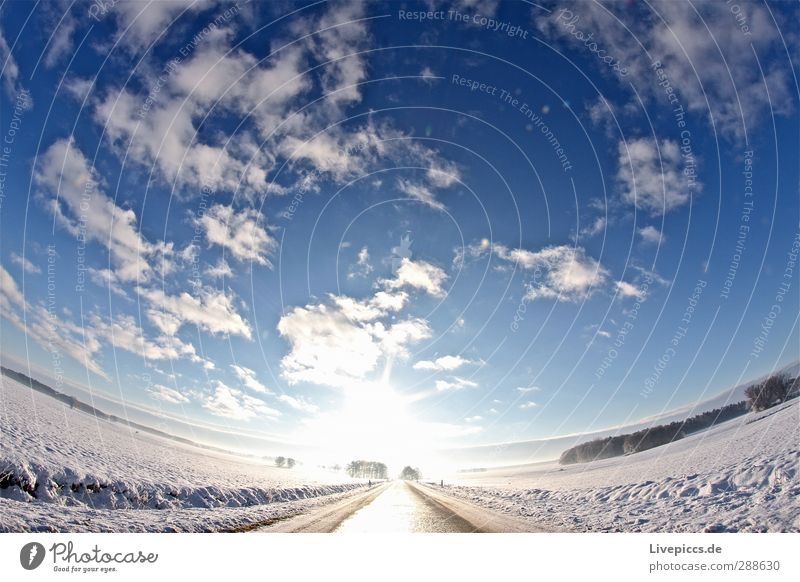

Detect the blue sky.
[{"left": 0, "top": 0, "right": 798, "bottom": 463}]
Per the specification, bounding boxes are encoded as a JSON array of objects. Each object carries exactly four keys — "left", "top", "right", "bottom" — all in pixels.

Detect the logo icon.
[
  {"left": 20, "top": 542, "right": 46, "bottom": 570},
  {"left": 390, "top": 232, "right": 413, "bottom": 273}
]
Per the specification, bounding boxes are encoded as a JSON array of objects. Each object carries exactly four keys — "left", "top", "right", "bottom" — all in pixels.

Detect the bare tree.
[
  {"left": 275, "top": 456, "right": 286, "bottom": 468},
  {"left": 745, "top": 374, "right": 791, "bottom": 412}
]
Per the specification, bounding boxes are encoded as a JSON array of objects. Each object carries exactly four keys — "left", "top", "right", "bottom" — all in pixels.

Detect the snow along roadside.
[{"left": 0, "top": 484, "right": 370, "bottom": 533}]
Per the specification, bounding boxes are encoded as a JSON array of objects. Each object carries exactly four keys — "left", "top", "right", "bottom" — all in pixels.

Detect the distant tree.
[
  {"left": 399, "top": 466, "right": 420, "bottom": 480},
  {"left": 332, "top": 464, "right": 341, "bottom": 472},
  {"left": 345, "top": 460, "right": 388, "bottom": 479},
  {"left": 286, "top": 458, "right": 296, "bottom": 469},
  {"left": 275, "top": 456, "right": 286, "bottom": 467},
  {"left": 745, "top": 374, "right": 791, "bottom": 412}
]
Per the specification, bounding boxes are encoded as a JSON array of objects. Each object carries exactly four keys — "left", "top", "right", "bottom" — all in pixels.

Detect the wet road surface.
[{"left": 333, "top": 481, "right": 480, "bottom": 533}]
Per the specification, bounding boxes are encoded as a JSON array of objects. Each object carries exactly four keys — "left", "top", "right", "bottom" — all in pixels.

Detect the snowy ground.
[
  {"left": 432, "top": 400, "right": 800, "bottom": 532},
  {"left": 3, "top": 374, "right": 797, "bottom": 533},
  {"left": 0, "top": 377, "right": 364, "bottom": 532}
]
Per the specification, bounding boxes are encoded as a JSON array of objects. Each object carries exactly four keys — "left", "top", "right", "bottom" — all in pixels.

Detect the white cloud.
[
  {"left": 35, "top": 138, "right": 167, "bottom": 282},
  {"left": 0, "top": 265, "right": 26, "bottom": 311},
  {"left": 519, "top": 401, "right": 538, "bottom": 410},
  {"left": 465, "top": 415, "right": 482, "bottom": 422},
  {"left": 195, "top": 204, "right": 276, "bottom": 267},
  {"left": 617, "top": 138, "right": 693, "bottom": 215},
  {"left": 459, "top": 241, "right": 609, "bottom": 301},
  {"left": 205, "top": 258, "right": 233, "bottom": 279},
  {"left": 277, "top": 394, "right": 319, "bottom": 414},
  {"left": 639, "top": 225, "right": 665, "bottom": 245},
  {"left": 413, "top": 355, "right": 474, "bottom": 371},
  {"left": 2, "top": 265, "right": 210, "bottom": 378},
  {"left": 88, "top": 268, "right": 130, "bottom": 299},
  {"left": 381, "top": 258, "right": 448, "bottom": 298},
  {"left": 89, "top": 313, "right": 202, "bottom": 363},
  {"left": 420, "top": 66, "right": 437, "bottom": 82},
  {"left": 511, "top": 245, "right": 608, "bottom": 301},
  {"left": 539, "top": 1, "right": 793, "bottom": 139},
  {"left": 296, "top": 0, "right": 369, "bottom": 109},
  {"left": 111, "top": 1, "right": 213, "bottom": 51},
  {"left": 141, "top": 286, "right": 252, "bottom": 339},
  {"left": 94, "top": 24, "right": 304, "bottom": 195},
  {"left": 280, "top": 117, "right": 461, "bottom": 205},
  {"left": 435, "top": 377, "right": 478, "bottom": 392},
  {"left": 94, "top": 1, "right": 464, "bottom": 209},
  {"left": 42, "top": 8, "right": 78, "bottom": 69},
  {"left": 0, "top": 25, "right": 22, "bottom": 97},
  {"left": 277, "top": 302, "right": 385, "bottom": 388},
  {"left": 148, "top": 384, "right": 190, "bottom": 405},
  {"left": 348, "top": 246, "right": 374, "bottom": 279},
  {"left": 370, "top": 290, "right": 408, "bottom": 312},
  {"left": 278, "top": 290, "right": 431, "bottom": 389},
  {"left": 10, "top": 253, "right": 41, "bottom": 274},
  {"left": 231, "top": 364, "right": 270, "bottom": 394},
  {"left": 397, "top": 179, "right": 445, "bottom": 211},
  {"left": 203, "top": 381, "right": 280, "bottom": 421},
  {"left": 516, "top": 386, "right": 540, "bottom": 393},
  {"left": 453, "top": 238, "right": 491, "bottom": 269},
  {"left": 1, "top": 265, "right": 109, "bottom": 378},
  {"left": 95, "top": 87, "right": 266, "bottom": 195},
  {"left": 332, "top": 291, "right": 408, "bottom": 323},
  {"left": 578, "top": 216, "right": 607, "bottom": 239},
  {"left": 615, "top": 280, "right": 640, "bottom": 298},
  {"left": 371, "top": 318, "right": 432, "bottom": 357}
]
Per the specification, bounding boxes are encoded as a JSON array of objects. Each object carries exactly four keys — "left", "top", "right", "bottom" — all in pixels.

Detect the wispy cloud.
[
  {"left": 414, "top": 355, "right": 475, "bottom": 371},
  {"left": 203, "top": 381, "right": 280, "bottom": 421},
  {"left": 381, "top": 258, "right": 448, "bottom": 298},
  {"left": 195, "top": 205, "right": 276, "bottom": 267},
  {"left": 639, "top": 225, "right": 665, "bottom": 245},
  {"left": 617, "top": 138, "right": 695, "bottom": 215},
  {"left": 147, "top": 384, "right": 190, "bottom": 405},
  {"left": 231, "top": 364, "right": 270, "bottom": 394},
  {"left": 10, "top": 253, "right": 41, "bottom": 274},
  {"left": 436, "top": 377, "right": 478, "bottom": 392}
]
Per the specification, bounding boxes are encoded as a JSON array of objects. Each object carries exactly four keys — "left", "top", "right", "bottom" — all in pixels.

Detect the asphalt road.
[
  {"left": 255, "top": 480, "right": 554, "bottom": 533},
  {"left": 333, "top": 480, "right": 479, "bottom": 533}
]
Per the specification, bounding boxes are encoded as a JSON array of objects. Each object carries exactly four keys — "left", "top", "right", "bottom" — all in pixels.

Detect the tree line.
[
  {"left": 559, "top": 374, "right": 798, "bottom": 465},
  {"left": 345, "top": 460, "right": 388, "bottom": 479}
]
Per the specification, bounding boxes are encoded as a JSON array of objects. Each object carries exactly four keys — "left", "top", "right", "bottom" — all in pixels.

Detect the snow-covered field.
[
  {"left": 3, "top": 372, "right": 798, "bottom": 533},
  {"left": 0, "top": 377, "right": 364, "bottom": 532},
  {"left": 432, "top": 400, "right": 800, "bottom": 532}
]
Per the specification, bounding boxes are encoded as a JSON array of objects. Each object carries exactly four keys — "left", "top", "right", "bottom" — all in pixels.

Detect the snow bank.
[{"left": 0, "top": 457, "right": 363, "bottom": 510}]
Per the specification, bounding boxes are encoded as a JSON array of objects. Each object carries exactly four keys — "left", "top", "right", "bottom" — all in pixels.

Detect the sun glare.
[{"left": 297, "top": 372, "right": 440, "bottom": 472}]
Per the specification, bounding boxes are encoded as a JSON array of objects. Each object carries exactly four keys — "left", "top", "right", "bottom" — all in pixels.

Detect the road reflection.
[{"left": 334, "top": 481, "right": 478, "bottom": 533}]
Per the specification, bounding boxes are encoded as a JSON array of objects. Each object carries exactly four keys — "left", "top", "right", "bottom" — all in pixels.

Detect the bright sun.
[{"left": 297, "top": 375, "right": 437, "bottom": 471}]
